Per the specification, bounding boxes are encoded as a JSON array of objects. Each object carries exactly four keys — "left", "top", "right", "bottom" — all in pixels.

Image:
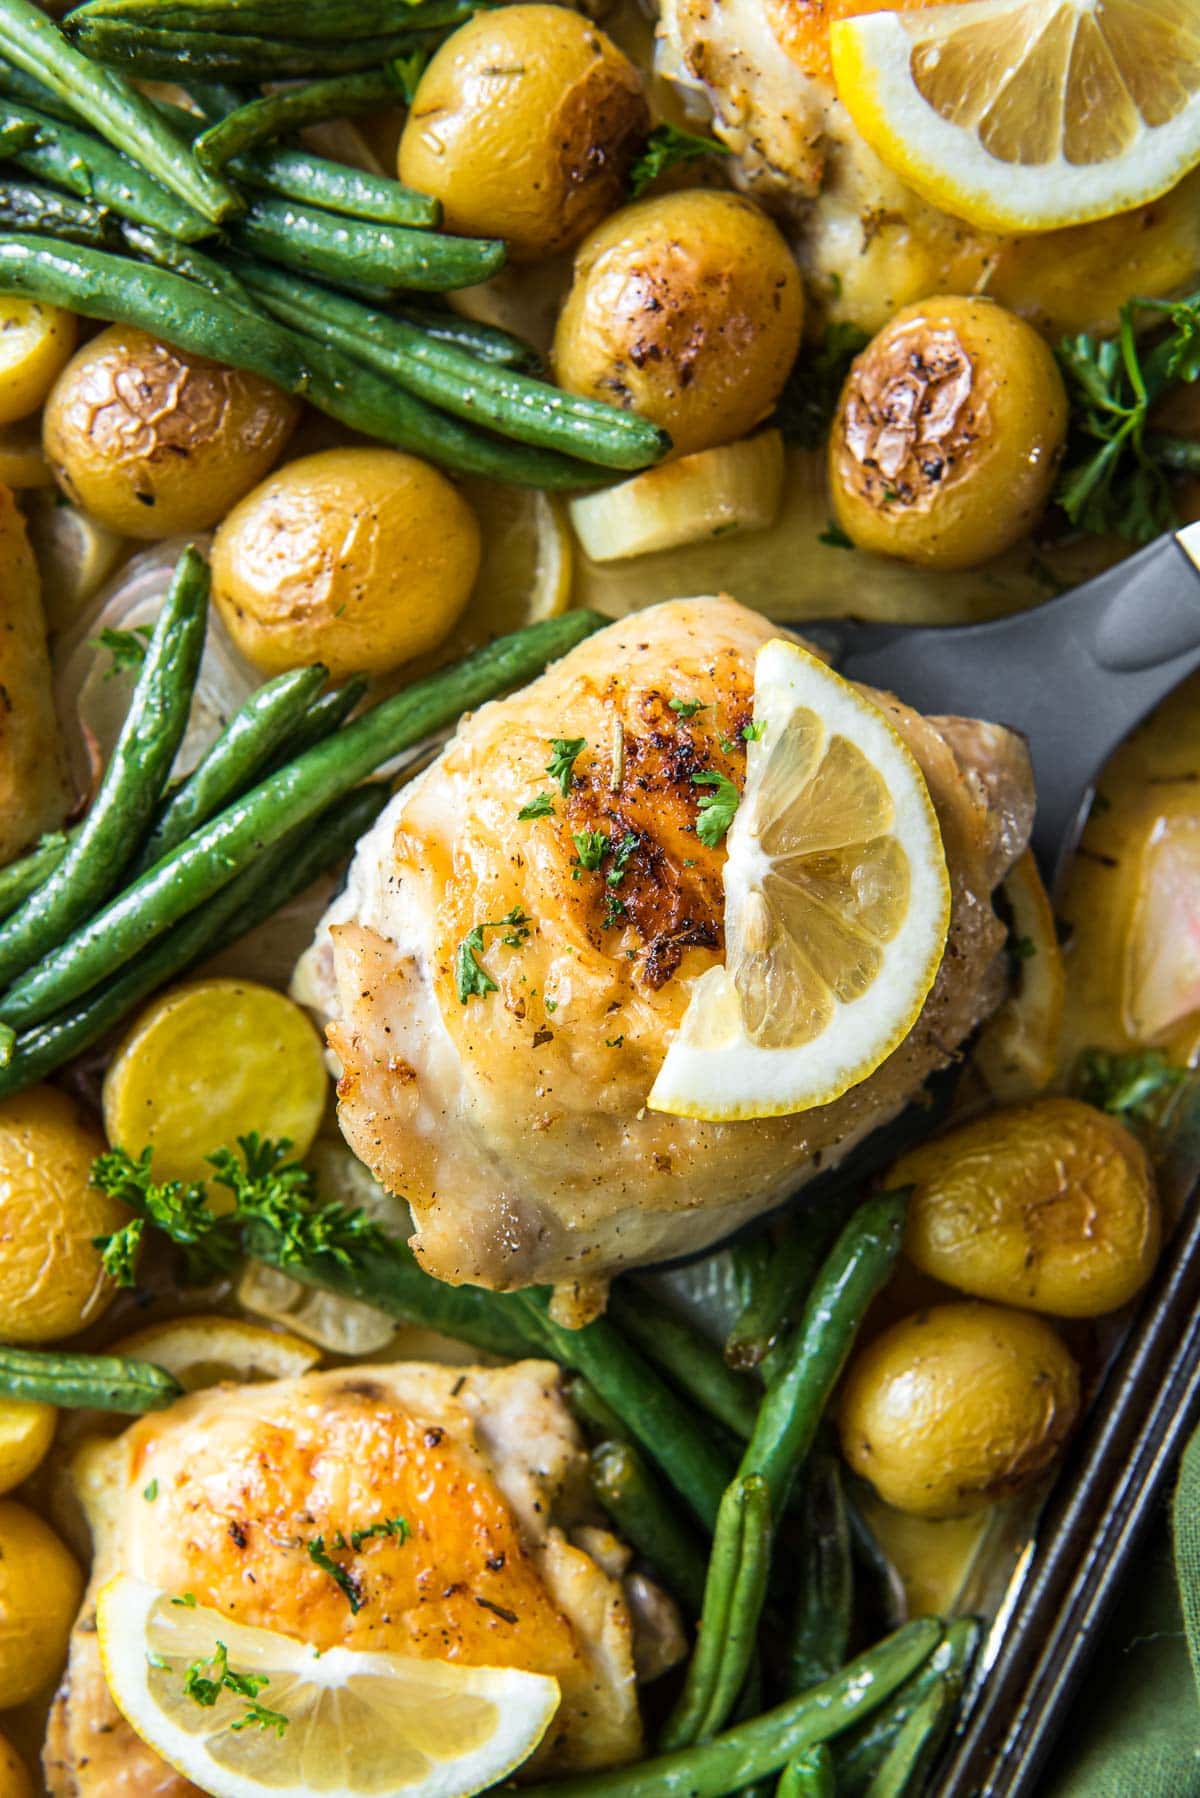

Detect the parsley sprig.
[
  {"left": 182, "top": 1642, "right": 288, "bottom": 1736},
  {"left": 546, "top": 737, "right": 586, "bottom": 796},
  {"left": 628, "top": 122, "right": 730, "bottom": 199},
  {"left": 1055, "top": 289, "right": 1200, "bottom": 543},
  {"left": 1074, "top": 1047, "right": 1186, "bottom": 1124},
  {"left": 92, "top": 1135, "right": 388, "bottom": 1288}
]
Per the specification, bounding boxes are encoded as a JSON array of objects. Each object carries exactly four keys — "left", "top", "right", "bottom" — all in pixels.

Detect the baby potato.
[
  {"left": 0, "top": 1499, "right": 82, "bottom": 1707},
  {"left": 553, "top": 190, "right": 805, "bottom": 459},
  {"left": 0, "top": 1399, "right": 55, "bottom": 1496},
  {"left": 0, "top": 1731, "right": 33, "bottom": 1798},
  {"left": 838, "top": 1302, "right": 1080, "bottom": 1519},
  {"left": 43, "top": 323, "right": 300, "bottom": 540},
  {"left": 828, "top": 296, "right": 1068, "bottom": 570},
  {"left": 0, "top": 298, "right": 76, "bottom": 426},
  {"left": 398, "top": 5, "right": 648, "bottom": 260},
  {"left": 211, "top": 447, "right": 481, "bottom": 678},
  {"left": 0, "top": 1086, "right": 126, "bottom": 1344},
  {"left": 896, "top": 1098, "right": 1159, "bottom": 1318}
]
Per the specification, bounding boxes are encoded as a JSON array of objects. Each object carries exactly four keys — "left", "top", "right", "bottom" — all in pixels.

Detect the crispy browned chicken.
[
  {"left": 45, "top": 1362, "right": 644, "bottom": 1795},
  {"left": 295, "top": 596, "right": 1033, "bottom": 1309}
]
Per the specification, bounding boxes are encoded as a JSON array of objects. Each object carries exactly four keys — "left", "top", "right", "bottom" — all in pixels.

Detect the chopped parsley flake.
[
  {"left": 669, "top": 698, "right": 706, "bottom": 720},
  {"left": 93, "top": 624, "right": 153, "bottom": 677},
  {"left": 350, "top": 1516, "right": 410, "bottom": 1551},
  {"left": 518, "top": 792, "right": 555, "bottom": 821},
  {"left": 143, "top": 1479, "right": 158, "bottom": 1502},
  {"left": 572, "top": 829, "right": 608, "bottom": 872},
  {"left": 183, "top": 1642, "right": 288, "bottom": 1736},
  {"left": 606, "top": 834, "right": 639, "bottom": 888},
  {"left": 454, "top": 908, "right": 531, "bottom": 1004},
  {"left": 546, "top": 737, "right": 586, "bottom": 796},
  {"left": 743, "top": 721, "right": 767, "bottom": 742},
  {"left": 693, "top": 770, "right": 740, "bottom": 848},
  {"left": 172, "top": 1593, "right": 197, "bottom": 1607},
  {"left": 307, "top": 1537, "right": 364, "bottom": 1614}
]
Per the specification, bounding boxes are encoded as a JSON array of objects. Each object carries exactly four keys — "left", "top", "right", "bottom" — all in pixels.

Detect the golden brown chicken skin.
[
  {"left": 45, "top": 1362, "right": 641, "bottom": 1796},
  {"left": 295, "top": 596, "right": 1033, "bottom": 1312}
]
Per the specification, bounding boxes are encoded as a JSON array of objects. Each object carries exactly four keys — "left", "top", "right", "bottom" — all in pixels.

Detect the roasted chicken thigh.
[
  {"left": 45, "top": 1362, "right": 642, "bottom": 1795},
  {"left": 295, "top": 596, "right": 1033, "bottom": 1306}
]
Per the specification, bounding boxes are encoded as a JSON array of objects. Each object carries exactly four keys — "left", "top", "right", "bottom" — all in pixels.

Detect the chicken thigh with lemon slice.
[
  {"left": 295, "top": 596, "right": 1032, "bottom": 1304},
  {"left": 44, "top": 1362, "right": 644, "bottom": 1796}
]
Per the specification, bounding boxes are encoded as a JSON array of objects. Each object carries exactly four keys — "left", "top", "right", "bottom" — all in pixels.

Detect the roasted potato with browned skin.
[
  {"left": 838, "top": 1301, "right": 1080, "bottom": 1518},
  {"left": 399, "top": 5, "right": 648, "bottom": 261},
  {"left": 828, "top": 296, "right": 1068, "bottom": 570},
  {"left": 895, "top": 1098, "right": 1159, "bottom": 1318},
  {"left": 43, "top": 324, "right": 301, "bottom": 540},
  {"left": 212, "top": 446, "right": 481, "bottom": 679},
  {"left": 553, "top": 189, "right": 805, "bottom": 459},
  {"left": 0, "top": 483, "right": 70, "bottom": 864}
]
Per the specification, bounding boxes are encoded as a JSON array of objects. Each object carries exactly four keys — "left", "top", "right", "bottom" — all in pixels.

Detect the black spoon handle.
[{"left": 805, "top": 523, "right": 1200, "bottom": 886}]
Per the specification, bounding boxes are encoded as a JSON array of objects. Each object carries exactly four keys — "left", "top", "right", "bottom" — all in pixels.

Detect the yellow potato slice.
[
  {"left": 0, "top": 298, "right": 76, "bottom": 426},
  {"left": 102, "top": 979, "right": 329, "bottom": 1183}
]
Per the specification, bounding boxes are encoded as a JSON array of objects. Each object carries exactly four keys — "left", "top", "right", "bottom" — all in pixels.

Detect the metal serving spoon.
[{"left": 804, "top": 519, "right": 1200, "bottom": 889}]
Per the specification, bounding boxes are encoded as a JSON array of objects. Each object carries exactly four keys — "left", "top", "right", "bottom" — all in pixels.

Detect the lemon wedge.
[
  {"left": 649, "top": 638, "right": 950, "bottom": 1120},
  {"left": 830, "top": 0, "right": 1200, "bottom": 235},
  {"left": 97, "top": 1575, "right": 561, "bottom": 1798}
]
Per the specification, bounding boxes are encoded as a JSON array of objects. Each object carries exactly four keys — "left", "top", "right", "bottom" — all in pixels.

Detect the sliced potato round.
[
  {"left": 0, "top": 298, "right": 76, "bottom": 427},
  {"left": 111, "top": 1315, "right": 321, "bottom": 1391},
  {"left": 570, "top": 431, "right": 785, "bottom": 563},
  {"left": 102, "top": 979, "right": 329, "bottom": 1183}
]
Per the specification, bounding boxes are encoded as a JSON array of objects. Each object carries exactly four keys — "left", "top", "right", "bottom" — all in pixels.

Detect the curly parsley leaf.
[
  {"left": 454, "top": 907, "right": 532, "bottom": 1003},
  {"left": 1074, "top": 1047, "right": 1186, "bottom": 1123},
  {"left": 95, "top": 1215, "right": 145, "bottom": 1287},
  {"left": 628, "top": 123, "right": 730, "bottom": 200},
  {"left": 693, "top": 770, "right": 740, "bottom": 848},
  {"left": 92, "top": 624, "right": 153, "bottom": 678},
  {"left": 546, "top": 736, "right": 586, "bottom": 796}
]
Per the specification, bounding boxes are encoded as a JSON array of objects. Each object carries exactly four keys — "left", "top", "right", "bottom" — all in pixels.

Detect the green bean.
[
  {"left": 0, "top": 783, "right": 391, "bottom": 1098},
  {"left": 231, "top": 193, "right": 504, "bottom": 294},
  {"left": 777, "top": 1748, "right": 834, "bottom": 1798},
  {"left": 786, "top": 1453, "right": 853, "bottom": 1695},
  {"left": 607, "top": 1287, "right": 756, "bottom": 1439},
  {"left": 0, "top": 831, "right": 72, "bottom": 922},
  {"left": 0, "top": 98, "right": 209, "bottom": 238},
  {"left": 0, "top": 62, "right": 78, "bottom": 124},
  {"left": 864, "top": 1677, "right": 955, "bottom": 1797},
  {"left": 0, "top": 117, "right": 36, "bottom": 155},
  {"left": 0, "top": 175, "right": 112, "bottom": 242},
  {"left": 662, "top": 1476, "right": 772, "bottom": 1750},
  {"left": 0, "top": 0, "right": 238, "bottom": 222},
  {"left": 118, "top": 219, "right": 257, "bottom": 309},
  {"left": 393, "top": 304, "right": 539, "bottom": 369},
  {"left": 68, "top": 12, "right": 472, "bottom": 81},
  {"left": 567, "top": 1376, "right": 632, "bottom": 1446},
  {"left": 0, "top": 237, "right": 309, "bottom": 392},
  {"left": 195, "top": 61, "right": 416, "bottom": 173},
  {"left": 298, "top": 334, "right": 611, "bottom": 489},
  {"left": 71, "top": 0, "right": 464, "bottom": 38},
  {"left": 266, "top": 677, "right": 368, "bottom": 768},
  {"left": 521, "top": 1619, "right": 943, "bottom": 1798},
  {"left": 833, "top": 1618, "right": 978, "bottom": 1797},
  {"left": 737, "top": 1190, "right": 910, "bottom": 1518},
  {"left": 726, "top": 1209, "right": 841, "bottom": 1375},
  {"left": 132, "top": 664, "right": 329, "bottom": 876},
  {"left": 235, "top": 262, "right": 669, "bottom": 469},
  {"left": 0, "top": 546, "right": 208, "bottom": 995},
  {"left": 0, "top": 611, "right": 607, "bottom": 1033},
  {"left": 0, "top": 1344, "right": 182, "bottom": 1412},
  {"left": 589, "top": 1439, "right": 709, "bottom": 1617},
  {"left": 510, "top": 1288, "right": 734, "bottom": 1532}
]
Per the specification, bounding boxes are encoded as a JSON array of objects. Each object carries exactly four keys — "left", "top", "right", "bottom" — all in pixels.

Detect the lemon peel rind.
[
  {"left": 830, "top": 4, "right": 1200, "bottom": 236},
  {"left": 96, "top": 1576, "right": 561, "bottom": 1798},
  {"left": 648, "top": 637, "right": 951, "bottom": 1121}
]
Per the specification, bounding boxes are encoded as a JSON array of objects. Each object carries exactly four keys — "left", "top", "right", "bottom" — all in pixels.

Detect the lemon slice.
[
  {"left": 97, "top": 1576, "right": 561, "bottom": 1798},
  {"left": 830, "top": 0, "right": 1200, "bottom": 234},
  {"left": 649, "top": 638, "right": 950, "bottom": 1120},
  {"left": 110, "top": 1317, "right": 322, "bottom": 1391},
  {"left": 974, "top": 852, "right": 1066, "bottom": 1102}
]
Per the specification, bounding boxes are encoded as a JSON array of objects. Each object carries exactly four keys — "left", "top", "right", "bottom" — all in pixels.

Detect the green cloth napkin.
[{"left": 1046, "top": 1426, "right": 1200, "bottom": 1795}]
